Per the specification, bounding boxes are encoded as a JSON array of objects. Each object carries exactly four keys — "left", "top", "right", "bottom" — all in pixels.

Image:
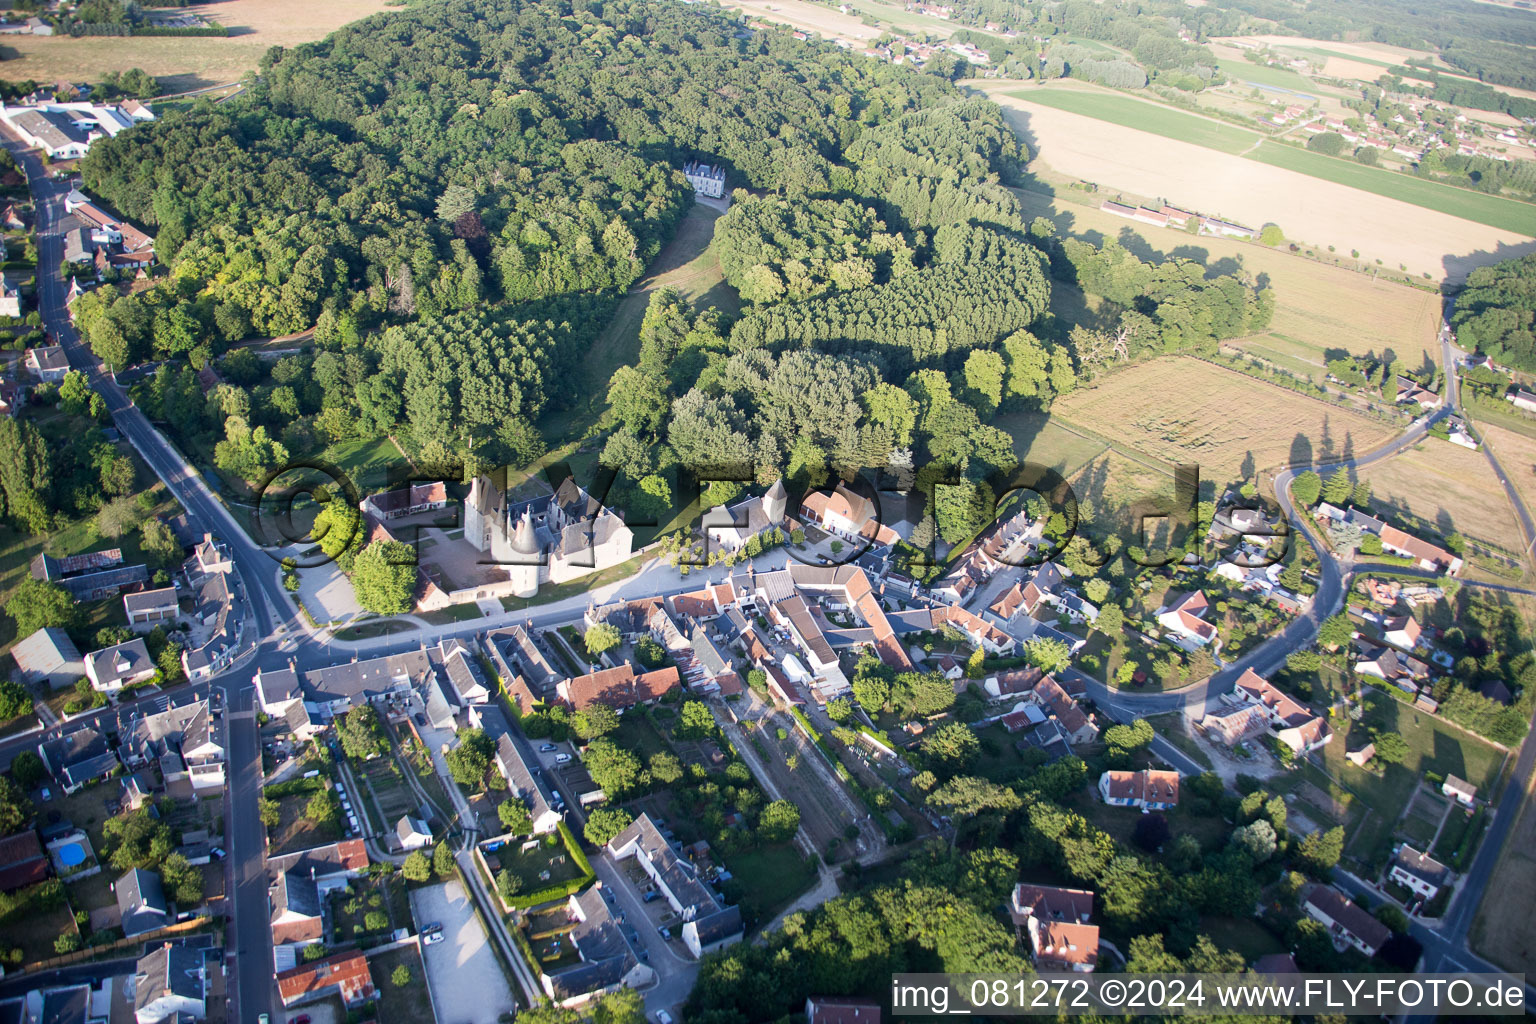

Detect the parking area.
[
  {"left": 408, "top": 880, "right": 517, "bottom": 1024},
  {"left": 592, "top": 855, "right": 700, "bottom": 1015}
]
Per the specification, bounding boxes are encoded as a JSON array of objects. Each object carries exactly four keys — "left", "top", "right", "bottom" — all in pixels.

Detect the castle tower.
[
  {"left": 508, "top": 509, "right": 540, "bottom": 599},
  {"left": 762, "top": 478, "right": 788, "bottom": 526}
]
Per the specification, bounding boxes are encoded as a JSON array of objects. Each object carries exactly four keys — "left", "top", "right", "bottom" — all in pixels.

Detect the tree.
[
  {"left": 758, "top": 800, "right": 801, "bottom": 842},
  {"left": 1290, "top": 470, "right": 1322, "bottom": 507},
  {"left": 921, "top": 722, "right": 980, "bottom": 775},
  {"left": 584, "top": 739, "right": 643, "bottom": 798},
  {"left": 0, "top": 680, "right": 34, "bottom": 722},
  {"left": 391, "top": 964, "right": 413, "bottom": 987},
  {"left": 648, "top": 751, "right": 683, "bottom": 785},
  {"left": 433, "top": 843, "right": 455, "bottom": 879},
  {"left": 258, "top": 797, "right": 281, "bottom": 828},
  {"left": 585, "top": 807, "right": 635, "bottom": 847},
  {"left": 1375, "top": 902, "right": 1410, "bottom": 934},
  {"left": 402, "top": 851, "right": 431, "bottom": 882},
  {"left": 6, "top": 579, "right": 80, "bottom": 638},
  {"left": 498, "top": 799, "right": 533, "bottom": 835},
  {"left": 1322, "top": 469, "right": 1353, "bottom": 505},
  {"left": 1132, "top": 813, "right": 1170, "bottom": 851},
  {"left": 0, "top": 776, "right": 30, "bottom": 834},
  {"left": 1306, "top": 131, "right": 1347, "bottom": 156},
  {"left": 160, "top": 853, "right": 203, "bottom": 905},
  {"left": 826, "top": 697, "right": 853, "bottom": 723},
  {"left": 496, "top": 869, "right": 523, "bottom": 902},
  {"left": 1231, "top": 819, "right": 1277, "bottom": 862},
  {"left": 572, "top": 702, "right": 620, "bottom": 741},
  {"left": 1372, "top": 731, "right": 1409, "bottom": 764},
  {"left": 139, "top": 518, "right": 184, "bottom": 569},
  {"left": 9, "top": 749, "right": 44, "bottom": 788},
  {"left": 445, "top": 729, "right": 494, "bottom": 789},
  {"left": 584, "top": 623, "right": 621, "bottom": 658},
  {"left": 306, "top": 790, "right": 340, "bottom": 829},
  {"left": 1297, "top": 826, "right": 1345, "bottom": 874},
  {"left": 1024, "top": 635, "right": 1071, "bottom": 673},
  {"left": 337, "top": 705, "right": 387, "bottom": 760},
  {"left": 104, "top": 807, "right": 174, "bottom": 870},
  {"left": 635, "top": 636, "right": 667, "bottom": 668},
  {"left": 1083, "top": 578, "right": 1110, "bottom": 604},
  {"left": 1352, "top": 480, "right": 1373, "bottom": 506},
  {"left": 926, "top": 776, "right": 1022, "bottom": 817},
  {"left": 1259, "top": 224, "right": 1285, "bottom": 246},
  {"left": 1095, "top": 603, "right": 1123, "bottom": 637},
  {"left": 677, "top": 700, "right": 716, "bottom": 739},
  {"left": 1317, "top": 613, "right": 1353, "bottom": 649},
  {"left": 351, "top": 540, "right": 417, "bottom": 615}
]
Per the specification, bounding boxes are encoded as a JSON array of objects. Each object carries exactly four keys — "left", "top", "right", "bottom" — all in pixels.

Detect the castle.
[{"left": 465, "top": 474, "right": 634, "bottom": 598}]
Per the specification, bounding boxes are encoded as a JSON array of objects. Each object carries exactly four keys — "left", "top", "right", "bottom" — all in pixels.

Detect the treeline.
[{"left": 1451, "top": 252, "right": 1536, "bottom": 372}]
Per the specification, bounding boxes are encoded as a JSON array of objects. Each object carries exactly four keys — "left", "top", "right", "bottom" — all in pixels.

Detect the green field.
[
  {"left": 1285, "top": 45, "right": 1397, "bottom": 70},
  {"left": 1219, "top": 60, "right": 1319, "bottom": 94},
  {"left": 1008, "top": 88, "right": 1261, "bottom": 154},
  {"left": 1247, "top": 141, "right": 1536, "bottom": 234}
]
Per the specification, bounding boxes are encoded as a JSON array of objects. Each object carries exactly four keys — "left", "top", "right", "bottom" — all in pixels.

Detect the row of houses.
[
  {"left": 34, "top": 693, "right": 225, "bottom": 797},
  {"left": 1314, "top": 503, "right": 1464, "bottom": 575},
  {"left": 1198, "top": 667, "right": 1334, "bottom": 756}
]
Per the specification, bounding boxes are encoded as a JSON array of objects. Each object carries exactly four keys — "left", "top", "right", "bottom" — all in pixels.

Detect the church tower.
[{"left": 762, "top": 478, "right": 788, "bottom": 526}]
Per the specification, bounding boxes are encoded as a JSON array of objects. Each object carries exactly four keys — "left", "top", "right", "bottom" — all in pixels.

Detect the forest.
[{"left": 1451, "top": 252, "right": 1536, "bottom": 373}]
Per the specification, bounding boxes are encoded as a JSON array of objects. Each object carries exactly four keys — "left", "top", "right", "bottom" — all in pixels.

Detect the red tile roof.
[{"left": 276, "top": 951, "right": 375, "bottom": 1006}]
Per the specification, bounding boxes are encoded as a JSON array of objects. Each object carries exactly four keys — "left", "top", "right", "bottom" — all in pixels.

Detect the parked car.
[
  {"left": 414, "top": 714, "right": 428, "bottom": 727},
  {"left": 210, "top": 847, "right": 226, "bottom": 860},
  {"left": 655, "top": 1011, "right": 674, "bottom": 1024},
  {"left": 539, "top": 743, "right": 557, "bottom": 752},
  {"left": 257, "top": 1015, "right": 269, "bottom": 1024},
  {"left": 657, "top": 926, "right": 671, "bottom": 940},
  {"left": 555, "top": 754, "right": 572, "bottom": 764},
  {"left": 39, "top": 787, "right": 51, "bottom": 801},
  {"left": 643, "top": 891, "right": 660, "bottom": 903},
  {"left": 423, "top": 928, "right": 445, "bottom": 945}
]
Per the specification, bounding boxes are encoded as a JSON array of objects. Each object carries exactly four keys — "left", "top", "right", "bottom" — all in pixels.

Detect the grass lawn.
[
  {"left": 1008, "top": 88, "right": 1262, "bottom": 155},
  {"left": 497, "top": 551, "right": 650, "bottom": 614},
  {"left": 268, "top": 789, "right": 341, "bottom": 856},
  {"left": 322, "top": 436, "right": 409, "bottom": 496},
  {"left": 369, "top": 943, "right": 435, "bottom": 1024},
  {"left": 334, "top": 619, "right": 418, "bottom": 641},
  {"left": 1247, "top": 141, "right": 1536, "bottom": 235},
  {"left": 1313, "top": 694, "right": 1506, "bottom": 870},
  {"left": 719, "top": 843, "right": 818, "bottom": 927},
  {"left": 496, "top": 835, "right": 586, "bottom": 892},
  {"left": 1198, "top": 915, "right": 1288, "bottom": 960},
  {"left": 418, "top": 603, "right": 485, "bottom": 626},
  {"left": 612, "top": 713, "right": 670, "bottom": 761},
  {"left": 1219, "top": 60, "right": 1320, "bottom": 94},
  {"left": 4, "top": 896, "right": 77, "bottom": 964}
]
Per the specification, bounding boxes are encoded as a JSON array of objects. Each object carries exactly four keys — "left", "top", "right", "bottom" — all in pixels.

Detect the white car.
[
  {"left": 654, "top": 1013, "right": 674, "bottom": 1024},
  {"left": 423, "top": 929, "right": 445, "bottom": 945},
  {"left": 555, "top": 753, "right": 572, "bottom": 764}
]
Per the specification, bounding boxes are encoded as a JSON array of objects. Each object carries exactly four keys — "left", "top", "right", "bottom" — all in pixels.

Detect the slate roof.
[{"left": 117, "top": 867, "right": 167, "bottom": 936}]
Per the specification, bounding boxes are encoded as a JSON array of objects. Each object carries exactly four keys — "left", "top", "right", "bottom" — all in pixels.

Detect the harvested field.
[
  {"left": 0, "top": 0, "right": 392, "bottom": 90},
  {"left": 719, "top": 0, "right": 883, "bottom": 42},
  {"left": 1050, "top": 356, "right": 1398, "bottom": 483},
  {"left": 1010, "top": 189, "right": 1442, "bottom": 365},
  {"left": 988, "top": 86, "right": 1536, "bottom": 283},
  {"left": 1472, "top": 781, "right": 1536, "bottom": 975},
  {"left": 1009, "top": 87, "right": 1260, "bottom": 155},
  {"left": 1356, "top": 438, "right": 1526, "bottom": 551},
  {"left": 1481, "top": 424, "right": 1536, "bottom": 528}
]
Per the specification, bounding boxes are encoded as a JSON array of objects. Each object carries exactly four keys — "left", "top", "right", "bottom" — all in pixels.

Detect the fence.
[{"left": 19, "top": 914, "right": 212, "bottom": 975}]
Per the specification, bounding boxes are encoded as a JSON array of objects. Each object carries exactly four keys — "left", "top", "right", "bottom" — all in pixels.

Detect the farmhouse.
[
  {"left": 1009, "top": 883, "right": 1099, "bottom": 971},
  {"left": 1303, "top": 884, "right": 1389, "bottom": 955},
  {"left": 1395, "top": 375, "right": 1440, "bottom": 409},
  {"left": 1389, "top": 844, "right": 1449, "bottom": 901},
  {"left": 1377, "top": 525, "right": 1462, "bottom": 575}
]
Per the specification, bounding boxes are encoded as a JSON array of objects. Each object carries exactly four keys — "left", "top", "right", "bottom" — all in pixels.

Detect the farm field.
[
  {"left": 1480, "top": 424, "right": 1536, "bottom": 525},
  {"left": 1355, "top": 438, "right": 1526, "bottom": 551},
  {"left": 1217, "top": 60, "right": 1320, "bottom": 95},
  {"left": 1005, "top": 86, "right": 1261, "bottom": 155},
  {"left": 988, "top": 87, "right": 1535, "bottom": 282},
  {"left": 1247, "top": 142, "right": 1536, "bottom": 236},
  {"left": 1472, "top": 783, "right": 1536, "bottom": 975},
  {"left": 0, "top": 0, "right": 393, "bottom": 90},
  {"left": 718, "top": 0, "right": 884, "bottom": 42},
  {"left": 996, "top": 410, "right": 1109, "bottom": 481},
  {"left": 1010, "top": 189, "right": 1442, "bottom": 364},
  {"left": 1050, "top": 356, "right": 1398, "bottom": 483}
]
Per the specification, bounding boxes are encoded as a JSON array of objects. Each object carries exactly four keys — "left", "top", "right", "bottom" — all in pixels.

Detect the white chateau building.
[
  {"left": 465, "top": 475, "right": 634, "bottom": 598},
  {"left": 682, "top": 160, "right": 726, "bottom": 198}
]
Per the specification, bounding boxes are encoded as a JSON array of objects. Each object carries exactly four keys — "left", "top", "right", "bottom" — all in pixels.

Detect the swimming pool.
[{"left": 56, "top": 840, "right": 87, "bottom": 867}]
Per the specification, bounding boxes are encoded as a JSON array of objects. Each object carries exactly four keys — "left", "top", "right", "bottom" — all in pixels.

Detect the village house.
[
  {"left": 10, "top": 626, "right": 84, "bottom": 688},
  {"left": 275, "top": 951, "right": 376, "bottom": 1009},
  {"left": 495, "top": 734, "right": 562, "bottom": 834},
  {"left": 1098, "top": 769, "right": 1180, "bottom": 811},
  {"left": 1156, "top": 590, "right": 1218, "bottom": 650},
  {"left": 1442, "top": 775, "right": 1477, "bottom": 807},
  {"left": 85, "top": 638, "right": 157, "bottom": 695},
  {"left": 38, "top": 726, "right": 118, "bottom": 793},
  {"left": 118, "top": 698, "right": 225, "bottom": 795},
  {"left": 124, "top": 587, "right": 179, "bottom": 630},
  {"left": 132, "top": 942, "right": 206, "bottom": 1024},
  {"left": 607, "top": 813, "right": 743, "bottom": 958},
  {"left": 557, "top": 663, "right": 681, "bottom": 712},
  {"left": 1200, "top": 668, "right": 1333, "bottom": 756},
  {"left": 394, "top": 816, "right": 433, "bottom": 851},
  {"left": 805, "top": 998, "right": 883, "bottom": 1024},
  {"left": 541, "top": 886, "right": 653, "bottom": 1007},
  {"left": 115, "top": 867, "right": 169, "bottom": 937},
  {"left": 1389, "top": 844, "right": 1449, "bottom": 901},
  {"left": 1302, "top": 884, "right": 1390, "bottom": 956},
  {"left": 798, "top": 481, "right": 899, "bottom": 546},
  {"left": 1009, "top": 883, "right": 1099, "bottom": 971}
]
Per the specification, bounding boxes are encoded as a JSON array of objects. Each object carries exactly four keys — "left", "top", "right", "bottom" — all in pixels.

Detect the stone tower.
[
  {"left": 507, "top": 509, "right": 540, "bottom": 599},
  {"left": 762, "top": 478, "right": 788, "bottom": 526}
]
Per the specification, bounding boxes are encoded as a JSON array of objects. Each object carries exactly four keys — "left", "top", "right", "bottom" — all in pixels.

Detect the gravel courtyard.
[{"left": 409, "top": 880, "right": 517, "bottom": 1024}]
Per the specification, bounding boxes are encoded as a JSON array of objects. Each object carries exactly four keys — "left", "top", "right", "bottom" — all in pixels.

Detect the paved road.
[{"left": 1442, "top": 329, "right": 1536, "bottom": 559}]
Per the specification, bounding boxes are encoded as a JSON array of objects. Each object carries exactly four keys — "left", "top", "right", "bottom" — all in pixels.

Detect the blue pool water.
[{"left": 57, "top": 842, "right": 86, "bottom": 867}]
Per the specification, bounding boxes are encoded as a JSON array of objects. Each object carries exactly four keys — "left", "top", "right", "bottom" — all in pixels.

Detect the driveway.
[
  {"left": 592, "top": 855, "right": 699, "bottom": 1016},
  {"left": 409, "top": 881, "right": 518, "bottom": 1024}
]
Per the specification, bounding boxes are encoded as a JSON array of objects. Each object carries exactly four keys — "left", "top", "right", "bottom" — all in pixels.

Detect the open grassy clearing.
[
  {"left": 1011, "top": 189, "right": 1441, "bottom": 365},
  {"left": 994, "top": 410, "right": 1109, "bottom": 480},
  {"left": 537, "top": 202, "right": 732, "bottom": 447},
  {"left": 1355, "top": 438, "right": 1526, "bottom": 552},
  {"left": 989, "top": 89, "right": 1533, "bottom": 282},
  {"left": 1050, "top": 356, "right": 1398, "bottom": 482},
  {"left": 0, "top": 0, "right": 393, "bottom": 90},
  {"left": 370, "top": 944, "right": 435, "bottom": 1024},
  {"left": 1247, "top": 142, "right": 1536, "bottom": 236},
  {"left": 1006, "top": 86, "right": 1261, "bottom": 155},
  {"left": 1216, "top": 60, "right": 1320, "bottom": 95}
]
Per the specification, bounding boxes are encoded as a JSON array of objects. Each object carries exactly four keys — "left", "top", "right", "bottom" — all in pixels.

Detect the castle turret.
[
  {"left": 508, "top": 509, "right": 540, "bottom": 598},
  {"left": 762, "top": 478, "right": 788, "bottom": 525}
]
